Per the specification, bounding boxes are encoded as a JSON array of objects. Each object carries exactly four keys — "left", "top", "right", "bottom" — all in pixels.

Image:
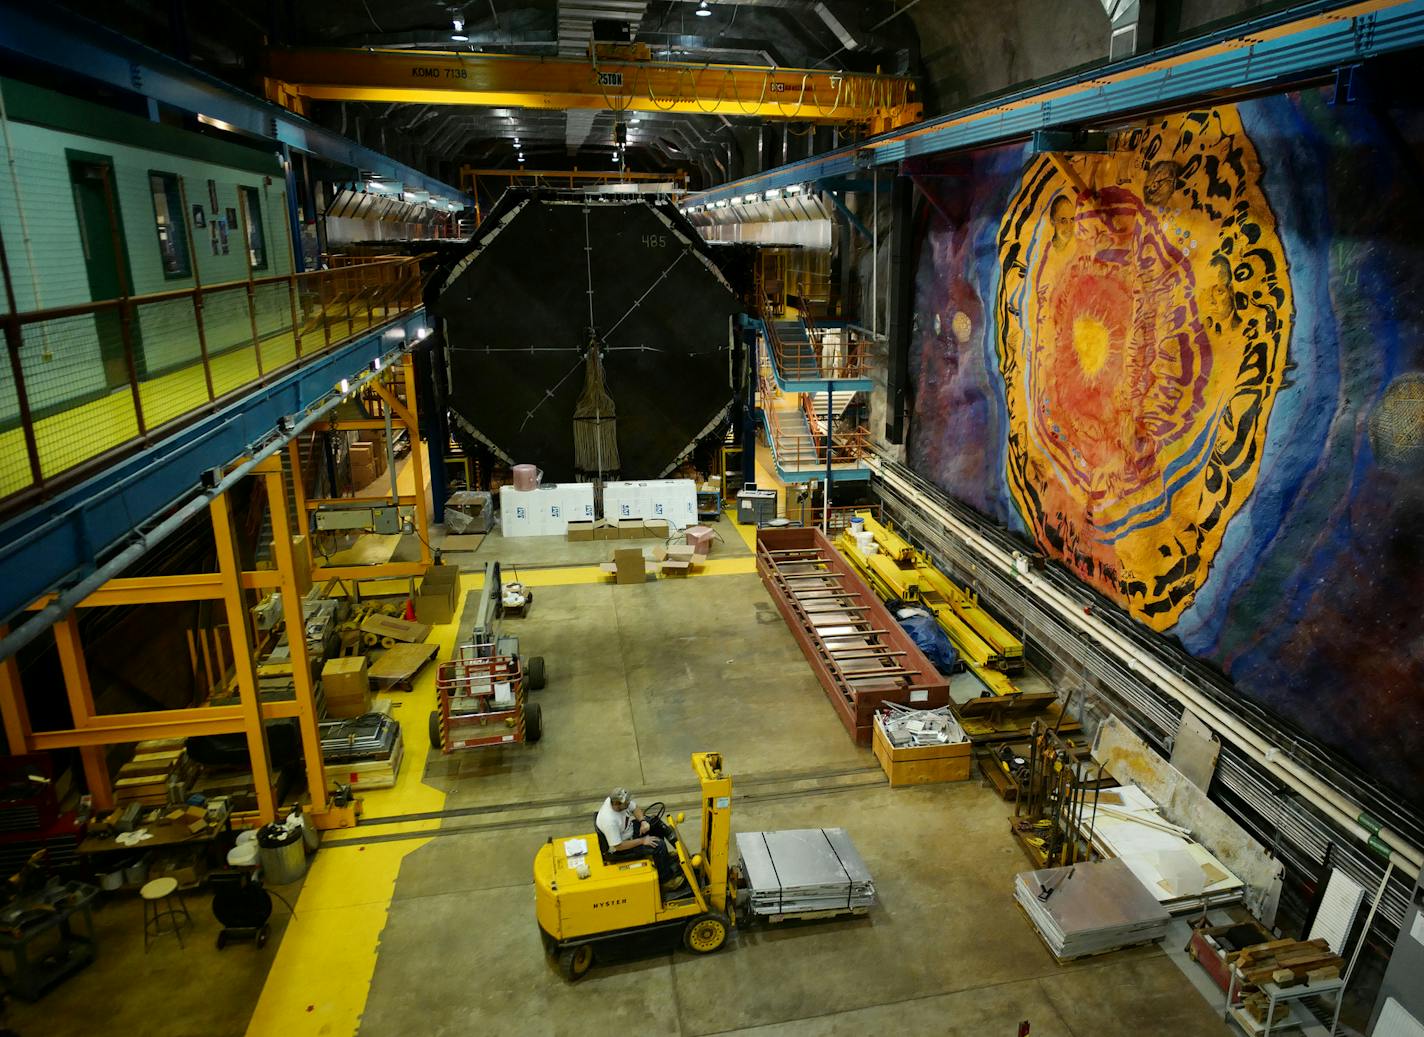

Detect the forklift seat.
[{"left": 595, "top": 820, "right": 640, "bottom": 865}]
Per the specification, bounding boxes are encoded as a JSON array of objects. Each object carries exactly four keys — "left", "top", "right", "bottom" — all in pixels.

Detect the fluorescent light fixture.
[
  {"left": 418, "top": 327, "right": 431, "bottom": 339},
  {"left": 765, "top": 188, "right": 782, "bottom": 198},
  {"left": 451, "top": 17, "right": 467, "bottom": 40},
  {"left": 696, "top": 1, "right": 711, "bottom": 15},
  {"left": 196, "top": 114, "right": 241, "bottom": 134},
  {"left": 338, "top": 378, "right": 351, "bottom": 395},
  {"left": 786, "top": 184, "right": 802, "bottom": 195},
  {"left": 369, "top": 357, "right": 383, "bottom": 373}
]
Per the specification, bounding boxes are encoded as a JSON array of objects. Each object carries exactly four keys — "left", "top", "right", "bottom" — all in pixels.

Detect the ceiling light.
[
  {"left": 696, "top": 1, "right": 711, "bottom": 16},
  {"left": 451, "top": 17, "right": 468, "bottom": 41}
]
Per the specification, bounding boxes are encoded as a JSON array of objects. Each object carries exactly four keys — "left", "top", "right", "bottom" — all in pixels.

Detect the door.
[{"left": 68, "top": 153, "right": 143, "bottom": 387}]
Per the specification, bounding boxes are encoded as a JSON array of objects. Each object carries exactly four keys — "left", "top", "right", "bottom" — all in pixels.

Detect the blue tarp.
[{"left": 896, "top": 612, "right": 958, "bottom": 675}]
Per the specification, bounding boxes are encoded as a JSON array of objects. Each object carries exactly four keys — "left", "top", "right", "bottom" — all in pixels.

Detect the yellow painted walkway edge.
[{"left": 244, "top": 575, "right": 469, "bottom": 1037}]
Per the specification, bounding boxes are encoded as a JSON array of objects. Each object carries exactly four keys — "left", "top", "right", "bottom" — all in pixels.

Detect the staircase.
[{"left": 759, "top": 365, "right": 870, "bottom": 483}]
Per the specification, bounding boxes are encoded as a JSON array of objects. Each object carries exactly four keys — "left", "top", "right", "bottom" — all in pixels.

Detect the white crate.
[
  {"left": 603, "top": 479, "right": 696, "bottom": 529},
  {"left": 500, "top": 484, "right": 595, "bottom": 536}
]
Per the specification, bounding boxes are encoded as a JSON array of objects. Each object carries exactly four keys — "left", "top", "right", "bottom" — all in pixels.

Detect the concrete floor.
[
  {"left": 352, "top": 571, "right": 1229, "bottom": 1037},
  {"left": 21, "top": 551, "right": 1231, "bottom": 1037}
]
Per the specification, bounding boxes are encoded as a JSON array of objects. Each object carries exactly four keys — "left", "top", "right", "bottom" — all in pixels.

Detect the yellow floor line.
[{"left": 244, "top": 572, "right": 466, "bottom": 1037}]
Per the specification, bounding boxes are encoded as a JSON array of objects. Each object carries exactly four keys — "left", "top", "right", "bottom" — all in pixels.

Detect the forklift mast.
[{"left": 691, "top": 752, "right": 733, "bottom": 914}]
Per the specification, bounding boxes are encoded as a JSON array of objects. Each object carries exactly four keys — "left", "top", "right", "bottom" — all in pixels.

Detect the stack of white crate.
[
  {"left": 499, "top": 483, "right": 595, "bottom": 537},
  {"left": 603, "top": 480, "right": 697, "bottom": 530}
]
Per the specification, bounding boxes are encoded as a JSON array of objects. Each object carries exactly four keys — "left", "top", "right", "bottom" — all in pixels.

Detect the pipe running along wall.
[{"left": 865, "top": 452, "right": 1424, "bottom": 876}]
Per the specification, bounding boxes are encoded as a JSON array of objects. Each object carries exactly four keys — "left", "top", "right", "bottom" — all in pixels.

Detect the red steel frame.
[
  {"left": 434, "top": 648, "right": 527, "bottom": 753},
  {"left": 756, "top": 526, "right": 949, "bottom": 745}
]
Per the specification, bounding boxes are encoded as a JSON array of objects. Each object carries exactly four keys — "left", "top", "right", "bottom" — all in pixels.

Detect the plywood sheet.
[{"left": 322, "top": 534, "right": 401, "bottom": 566}]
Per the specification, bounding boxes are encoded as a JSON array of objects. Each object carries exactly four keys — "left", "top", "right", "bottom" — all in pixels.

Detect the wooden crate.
[{"left": 872, "top": 716, "right": 971, "bottom": 787}]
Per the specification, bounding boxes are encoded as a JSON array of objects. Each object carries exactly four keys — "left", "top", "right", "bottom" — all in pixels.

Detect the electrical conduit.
[{"left": 866, "top": 452, "right": 1424, "bottom": 875}]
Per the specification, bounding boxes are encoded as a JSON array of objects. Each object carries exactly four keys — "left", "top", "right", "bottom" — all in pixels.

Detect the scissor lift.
[{"left": 429, "top": 642, "right": 542, "bottom": 752}]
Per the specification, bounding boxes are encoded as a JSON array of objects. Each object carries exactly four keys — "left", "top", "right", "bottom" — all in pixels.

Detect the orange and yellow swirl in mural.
[{"left": 994, "top": 107, "right": 1292, "bottom": 628}]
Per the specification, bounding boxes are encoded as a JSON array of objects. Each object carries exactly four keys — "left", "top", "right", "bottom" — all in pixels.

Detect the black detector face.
[{"left": 434, "top": 191, "right": 741, "bottom": 480}]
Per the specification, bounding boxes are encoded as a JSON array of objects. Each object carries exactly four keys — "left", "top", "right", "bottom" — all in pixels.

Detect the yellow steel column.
[
  {"left": 211, "top": 489, "right": 279, "bottom": 824},
  {"left": 0, "top": 626, "right": 32, "bottom": 756},
  {"left": 288, "top": 438, "right": 311, "bottom": 540},
  {"left": 402, "top": 355, "right": 434, "bottom": 564},
  {"left": 52, "top": 615, "right": 114, "bottom": 810},
  {"left": 260, "top": 461, "right": 329, "bottom": 814}
]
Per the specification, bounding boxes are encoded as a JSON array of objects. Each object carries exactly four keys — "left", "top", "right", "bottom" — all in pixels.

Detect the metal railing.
[
  {"left": 758, "top": 366, "right": 868, "bottom": 474},
  {"left": 764, "top": 318, "right": 866, "bottom": 383},
  {"left": 0, "top": 256, "right": 424, "bottom": 509}
]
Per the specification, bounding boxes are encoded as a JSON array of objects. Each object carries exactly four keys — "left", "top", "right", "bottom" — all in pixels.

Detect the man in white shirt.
[{"left": 596, "top": 786, "right": 684, "bottom": 891}]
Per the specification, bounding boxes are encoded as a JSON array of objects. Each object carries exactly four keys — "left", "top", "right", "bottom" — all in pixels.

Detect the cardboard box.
[
  {"left": 567, "top": 519, "right": 595, "bottom": 542},
  {"left": 685, "top": 525, "right": 715, "bottom": 555},
  {"left": 322, "top": 656, "right": 371, "bottom": 718},
  {"left": 617, "top": 519, "right": 646, "bottom": 540},
  {"left": 643, "top": 518, "right": 670, "bottom": 540},
  {"left": 593, "top": 520, "right": 618, "bottom": 542},
  {"left": 350, "top": 461, "right": 377, "bottom": 488},
  {"left": 660, "top": 560, "right": 691, "bottom": 578},
  {"left": 613, "top": 549, "right": 646, "bottom": 585},
  {"left": 666, "top": 545, "right": 697, "bottom": 564},
  {"left": 414, "top": 564, "right": 460, "bottom": 625}
]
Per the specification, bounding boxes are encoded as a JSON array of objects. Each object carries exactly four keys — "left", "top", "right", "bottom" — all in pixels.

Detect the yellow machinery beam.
[
  {"left": 837, "top": 511, "right": 1026, "bottom": 695},
  {"left": 264, "top": 48, "right": 921, "bottom": 129}
]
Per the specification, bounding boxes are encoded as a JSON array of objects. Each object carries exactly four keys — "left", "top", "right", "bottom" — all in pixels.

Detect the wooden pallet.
[{"left": 323, "top": 738, "right": 404, "bottom": 791}]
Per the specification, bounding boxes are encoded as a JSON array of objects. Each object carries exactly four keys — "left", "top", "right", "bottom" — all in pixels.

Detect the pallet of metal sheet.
[
  {"left": 736, "top": 828, "right": 877, "bottom": 919},
  {"left": 756, "top": 526, "right": 949, "bottom": 745},
  {"left": 1014, "top": 859, "right": 1170, "bottom": 961}
]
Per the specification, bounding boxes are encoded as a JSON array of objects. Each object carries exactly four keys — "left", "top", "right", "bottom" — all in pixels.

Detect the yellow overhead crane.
[
  {"left": 263, "top": 48, "right": 921, "bottom": 131},
  {"left": 836, "top": 511, "right": 1024, "bottom": 695}
]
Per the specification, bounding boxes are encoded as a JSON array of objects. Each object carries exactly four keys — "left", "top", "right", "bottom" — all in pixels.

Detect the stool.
[{"left": 141, "top": 877, "right": 192, "bottom": 951}]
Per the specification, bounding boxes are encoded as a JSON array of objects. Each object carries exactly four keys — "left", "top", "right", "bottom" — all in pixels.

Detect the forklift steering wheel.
[{"left": 642, "top": 802, "right": 667, "bottom": 824}]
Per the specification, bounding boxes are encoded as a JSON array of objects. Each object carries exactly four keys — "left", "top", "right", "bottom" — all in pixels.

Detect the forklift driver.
[{"left": 596, "top": 787, "right": 685, "bottom": 892}]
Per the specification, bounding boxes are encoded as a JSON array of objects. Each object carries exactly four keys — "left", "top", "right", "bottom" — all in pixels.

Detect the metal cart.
[{"left": 429, "top": 643, "right": 542, "bottom": 752}]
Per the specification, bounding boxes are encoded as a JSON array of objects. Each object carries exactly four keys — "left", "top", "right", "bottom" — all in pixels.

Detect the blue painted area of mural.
[
  {"left": 908, "top": 145, "right": 1023, "bottom": 529},
  {"left": 906, "top": 88, "right": 1424, "bottom": 801}
]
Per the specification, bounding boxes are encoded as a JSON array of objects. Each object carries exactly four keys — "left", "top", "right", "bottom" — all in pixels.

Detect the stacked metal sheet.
[
  {"left": 736, "top": 828, "right": 876, "bottom": 916},
  {"left": 1014, "top": 858, "right": 1171, "bottom": 960},
  {"left": 319, "top": 713, "right": 399, "bottom": 763}
]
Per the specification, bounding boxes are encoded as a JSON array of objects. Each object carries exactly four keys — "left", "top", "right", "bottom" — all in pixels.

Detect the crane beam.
[{"left": 264, "top": 48, "right": 920, "bottom": 130}]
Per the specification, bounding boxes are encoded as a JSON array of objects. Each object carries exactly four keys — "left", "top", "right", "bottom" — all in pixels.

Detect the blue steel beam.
[
  {"left": 0, "top": 6, "right": 469, "bottom": 206},
  {"left": 684, "top": 0, "right": 1424, "bottom": 208},
  {"left": 0, "top": 312, "right": 429, "bottom": 628}
]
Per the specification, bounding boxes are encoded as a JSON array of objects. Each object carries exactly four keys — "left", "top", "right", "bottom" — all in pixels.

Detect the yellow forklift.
[{"left": 533, "top": 752, "right": 736, "bottom": 980}]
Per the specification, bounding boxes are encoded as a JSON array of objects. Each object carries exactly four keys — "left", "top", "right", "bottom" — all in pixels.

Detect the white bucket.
[{"left": 227, "top": 842, "right": 259, "bottom": 868}]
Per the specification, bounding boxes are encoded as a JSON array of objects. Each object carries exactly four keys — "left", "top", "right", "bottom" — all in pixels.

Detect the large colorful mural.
[{"left": 907, "top": 89, "right": 1424, "bottom": 800}]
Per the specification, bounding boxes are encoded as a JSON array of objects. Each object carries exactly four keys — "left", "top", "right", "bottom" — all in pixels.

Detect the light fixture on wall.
[
  {"left": 696, "top": 1, "right": 711, "bottom": 16},
  {"left": 451, "top": 17, "right": 468, "bottom": 41}
]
